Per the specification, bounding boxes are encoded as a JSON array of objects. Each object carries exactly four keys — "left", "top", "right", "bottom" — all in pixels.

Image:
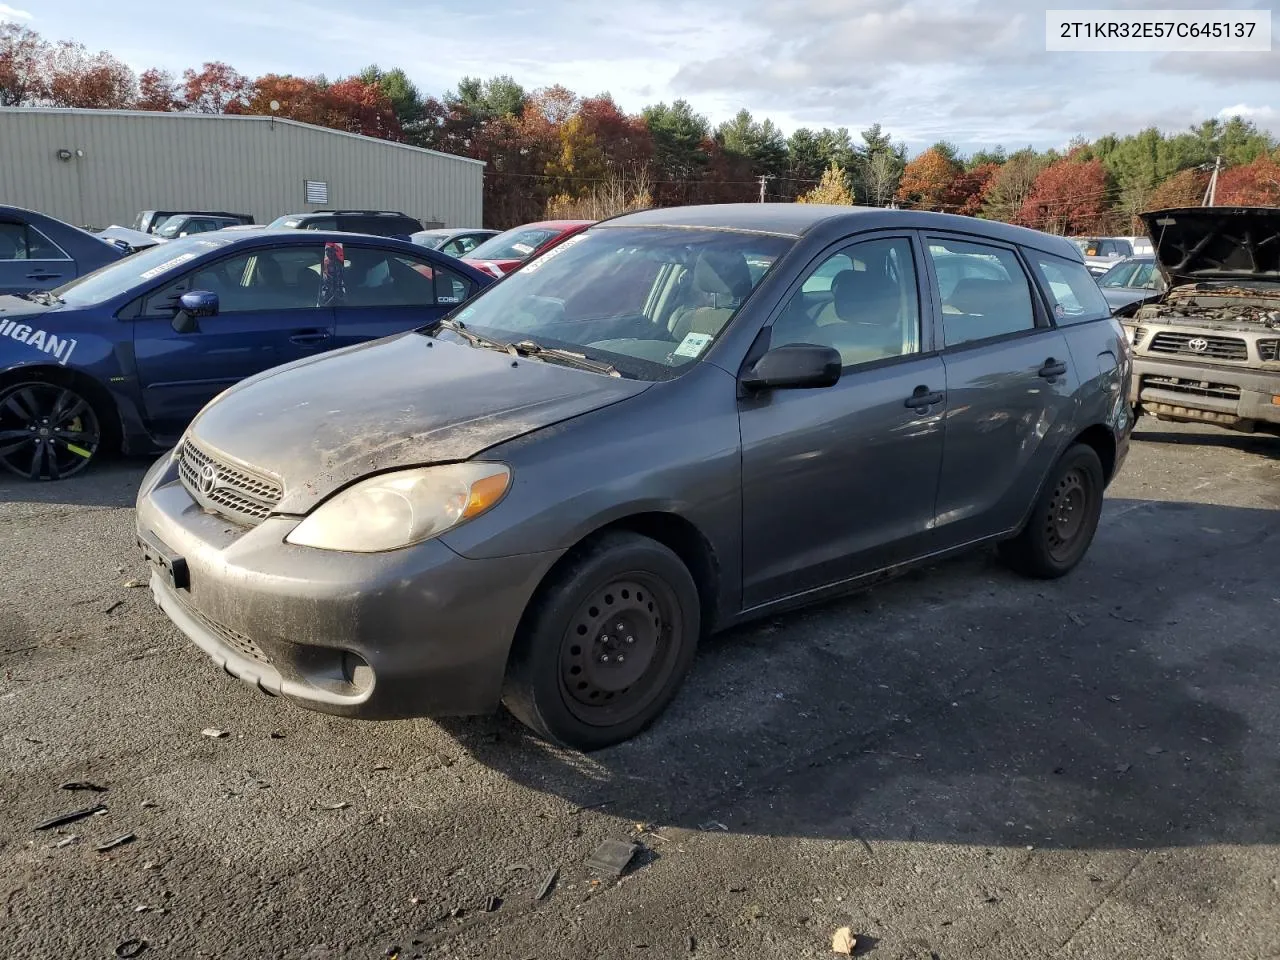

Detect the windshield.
[
  {"left": 52, "top": 236, "right": 229, "bottom": 306},
  {"left": 267, "top": 216, "right": 303, "bottom": 229},
  {"left": 1099, "top": 260, "right": 1144, "bottom": 287},
  {"left": 467, "top": 226, "right": 563, "bottom": 261},
  {"left": 155, "top": 217, "right": 186, "bottom": 238},
  {"left": 442, "top": 226, "right": 793, "bottom": 379}
]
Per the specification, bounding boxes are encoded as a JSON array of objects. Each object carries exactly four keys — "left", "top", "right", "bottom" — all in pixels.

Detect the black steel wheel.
[
  {"left": 503, "top": 532, "right": 700, "bottom": 750},
  {"left": 0, "top": 381, "right": 102, "bottom": 481},
  {"left": 999, "top": 443, "right": 1104, "bottom": 579}
]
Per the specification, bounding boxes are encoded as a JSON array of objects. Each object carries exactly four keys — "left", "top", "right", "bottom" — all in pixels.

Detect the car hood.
[
  {"left": 188, "top": 332, "right": 650, "bottom": 514},
  {"left": 0, "top": 295, "right": 57, "bottom": 319},
  {"left": 1141, "top": 207, "right": 1280, "bottom": 286}
]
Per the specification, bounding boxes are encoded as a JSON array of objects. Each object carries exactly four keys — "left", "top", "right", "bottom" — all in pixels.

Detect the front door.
[
  {"left": 131, "top": 243, "right": 335, "bottom": 437},
  {"left": 332, "top": 244, "right": 478, "bottom": 348},
  {"left": 922, "top": 234, "right": 1079, "bottom": 547},
  {"left": 738, "top": 234, "right": 946, "bottom": 609}
]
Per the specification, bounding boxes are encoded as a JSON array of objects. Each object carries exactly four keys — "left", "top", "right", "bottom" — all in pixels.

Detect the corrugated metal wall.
[{"left": 0, "top": 108, "right": 484, "bottom": 230}]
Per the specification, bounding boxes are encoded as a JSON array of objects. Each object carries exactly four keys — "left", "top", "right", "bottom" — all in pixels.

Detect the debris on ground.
[
  {"left": 140, "top": 800, "right": 157, "bottom": 808},
  {"left": 535, "top": 867, "right": 559, "bottom": 901},
  {"left": 372, "top": 763, "right": 391, "bottom": 771},
  {"left": 586, "top": 839, "right": 640, "bottom": 877},
  {"left": 831, "top": 927, "right": 857, "bottom": 954},
  {"left": 687, "top": 935, "right": 696, "bottom": 952},
  {"left": 142, "top": 861, "right": 160, "bottom": 870},
  {"left": 201, "top": 728, "right": 229, "bottom": 739},
  {"left": 104, "top": 599, "right": 125, "bottom": 614},
  {"left": 448, "top": 907, "right": 466, "bottom": 919},
  {"left": 96, "top": 833, "right": 136, "bottom": 852},
  {"left": 483, "top": 895, "right": 501, "bottom": 912},
  {"left": 1067, "top": 612, "right": 1086, "bottom": 627},
  {"left": 34, "top": 804, "right": 107, "bottom": 830},
  {"left": 1115, "top": 762, "right": 1133, "bottom": 774},
  {"left": 52, "top": 834, "right": 79, "bottom": 848},
  {"left": 698, "top": 821, "right": 729, "bottom": 832},
  {"left": 1145, "top": 746, "right": 1166, "bottom": 756},
  {"left": 60, "top": 780, "right": 108, "bottom": 792},
  {"left": 318, "top": 801, "right": 349, "bottom": 811},
  {"left": 269, "top": 731, "right": 286, "bottom": 739},
  {"left": 114, "top": 939, "right": 147, "bottom": 958},
  {"left": 570, "top": 798, "right": 613, "bottom": 815},
  {"left": 410, "top": 897, "right": 425, "bottom": 905},
  {"left": 123, "top": 579, "right": 147, "bottom": 589}
]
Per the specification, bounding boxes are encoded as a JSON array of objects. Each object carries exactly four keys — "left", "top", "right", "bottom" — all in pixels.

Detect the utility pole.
[
  {"left": 757, "top": 174, "right": 774, "bottom": 203},
  {"left": 1202, "top": 155, "right": 1222, "bottom": 206}
]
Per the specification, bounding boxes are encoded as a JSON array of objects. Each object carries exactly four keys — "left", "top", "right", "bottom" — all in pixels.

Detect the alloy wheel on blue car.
[{"left": 0, "top": 381, "right": 102, "bottom": 481}]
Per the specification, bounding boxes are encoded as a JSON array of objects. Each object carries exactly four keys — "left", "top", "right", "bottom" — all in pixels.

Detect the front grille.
[
  {"left": 1142, "top": 375, "right": 1241, "bottom": 400},
  {"left": 1132, "top": 326, "right": 1148, "bottom": 346},
  {"left": 1259, "top": 339, "right": 1279, "bottom": 362},
  {"left": 1147, "top": 331, "right": 1248, "bottom": 361},
  {"left": 181, "top": 597, "right": 271, "bottom": 664},
  {"left": 179, "top": 440, "right": 282, "bottom": 526}
]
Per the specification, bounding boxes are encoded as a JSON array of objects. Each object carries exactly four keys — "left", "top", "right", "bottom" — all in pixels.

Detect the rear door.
[
  {"left": 922, "top": 234, "right": 1079, "bottom": 548},
  {"left": 0, "top": 219, "right": 75, "bottom": 294},
  {"left": 331, "top": 244, "right": 479, "bottom": 347},
  {"left": 131, "top": 243, "right": 335, "bottom": 436}
]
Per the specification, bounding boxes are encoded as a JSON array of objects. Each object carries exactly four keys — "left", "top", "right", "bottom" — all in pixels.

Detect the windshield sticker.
[
  {"left": 137, "top": 252, "right": 198, "bottom": 280},
  {"left": 0, "top": 320, "right": 78, "bottom": 365},
  {"left": 520, "top": 233, "right": 588, "bottom": 275},
  {"left": 673, "top": 331, "right": 713, "bottom": 359}
]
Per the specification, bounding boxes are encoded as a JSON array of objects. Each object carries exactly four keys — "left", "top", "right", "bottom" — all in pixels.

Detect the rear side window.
[
  {"left": 926, "top": 239, "right": 1036, "bottom": 347},
  {"left": 0, "top": 222, "right": 67, "bottom": 260},
  {"left": 1026, "top": 251, "right": 1112, "bottom": 325}
]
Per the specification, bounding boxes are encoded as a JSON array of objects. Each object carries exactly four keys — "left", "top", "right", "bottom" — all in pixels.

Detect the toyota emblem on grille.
[
  {"left": 1187, "top": 337, "right": 1209, "bottom": 352},
  {"left": 198, "top": 463, "right": 219, "bottom": 496}
]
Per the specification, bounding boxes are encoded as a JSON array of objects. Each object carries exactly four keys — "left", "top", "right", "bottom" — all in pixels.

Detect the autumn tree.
[
  {"left": 1215, "top": 156, "right": 1280, "bottom": 205},
  {"left": 982, "top": 148, "right": 1050, "bottom": 222},
  {"left": 246, "top": 74, "right": 329, "bottom": 125},
  {"left": 796, "top": 164, "right": 855, "bottom": 204},
  {"left": 578, "top": 95, "right": 652, "bottom": 174},
  {"left": 358, "top": 65, "right": 423, "bottom": 128},
  {"left": 1145, "top": 168, "right": 1209, "bottom": 210},
  {"left": 896, "top": 146, "right": 961, "bottom": 210},
  {"left": 323, "top": 77, "right": 401, "bottom": 139},
  {"left": 0, "top": 21, "right": 46, "bottom": 105},
  {"left": 182, "top": 61, "right": 252, "bottom": 113},
  {"left": 136, "top": 68, "right": 183, "bottom": 111},
  {"left": 42, "top": 39, "right": 135, "bottom": 108},
  {"left": 1017, "top": 159, "right": 1112, "bottom": 234},
  {"left": 943, "top": 161, "right": 1000, "bottom": 216}
]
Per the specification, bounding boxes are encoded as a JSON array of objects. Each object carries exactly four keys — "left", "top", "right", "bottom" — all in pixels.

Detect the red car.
[{"left": 462, "top": 220, "right": 593, "bottom": 278}]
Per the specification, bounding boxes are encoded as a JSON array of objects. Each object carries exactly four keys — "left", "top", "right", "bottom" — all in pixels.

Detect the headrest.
[
  {"left": 949, "top": 277, "right": 1017, "bottom": 316},
  {"left": 692, "top": 249, "right": 753, "bottom": 300},
  {"left": 831, "top": 268, "right": 899, "bottom": 322}
]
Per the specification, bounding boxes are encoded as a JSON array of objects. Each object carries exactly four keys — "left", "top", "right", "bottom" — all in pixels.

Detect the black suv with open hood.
[{"left": 1116, "top": 206, "right": 1280, "bottom": 434}]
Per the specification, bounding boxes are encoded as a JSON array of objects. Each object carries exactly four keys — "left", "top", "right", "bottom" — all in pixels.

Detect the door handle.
[
  {"left": 290, "top": 330, "right": 331, "bottom": 345},
  {"left": 904, "top": 385, "right": 945, "bottom": 409},
  {"left": 26, "top": 272, "right": 62, "bottom": 280},
  {"left": 1039, "top": 358, "right": 1068, "bottom": 379}
]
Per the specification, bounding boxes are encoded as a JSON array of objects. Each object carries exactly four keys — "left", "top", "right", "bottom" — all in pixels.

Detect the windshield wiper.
[
  {"left": 430, "top": 317, "right": 511, "bottom": 352},
  {"left": 22, "top": 290, "right": 64, "bottom": 305},
  {"left": 508, "top": 339, "right": 620, "bottom": 377}
]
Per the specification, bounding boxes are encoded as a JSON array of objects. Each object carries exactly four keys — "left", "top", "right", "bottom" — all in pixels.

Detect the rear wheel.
[
  {"left": 998, "top": 443, "right": 1104, "bottom": 579},
  {"left": 0, "top": 381, "right": 102, "bottom": 481},
  {"left": 502, "top": 532, "right": 700, "bottom": 750}
]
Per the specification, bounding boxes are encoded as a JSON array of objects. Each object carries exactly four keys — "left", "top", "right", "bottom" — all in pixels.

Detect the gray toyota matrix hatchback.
[{"left": 136, "top": 204, "right": 1134, "bottom": 749}]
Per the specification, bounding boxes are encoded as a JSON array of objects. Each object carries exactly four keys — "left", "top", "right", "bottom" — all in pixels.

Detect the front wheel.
[
  {"left": 998, "top": 443, "right": 1105, "bottom": 579},
  {"left": 502, "top": 532, "right": 701, "bottom": 750},
  {"left": 0, "top": 381, "right": 103, "bottom": 481}
]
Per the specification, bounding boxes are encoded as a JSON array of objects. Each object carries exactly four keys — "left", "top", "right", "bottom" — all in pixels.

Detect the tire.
[
  {"left": 0, "top": 380, "right": 104, "bottom": 481},
  {"left": 502, "top": 531, "right": 701, "bottom": 750},
  {"left": 998, "top": 443, "right": 1105, "bottom": 580}
]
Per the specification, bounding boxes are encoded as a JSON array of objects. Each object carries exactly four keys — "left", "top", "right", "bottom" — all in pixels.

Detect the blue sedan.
[{"left": 0, "top": 230, "right": 493, "bottom": 479}]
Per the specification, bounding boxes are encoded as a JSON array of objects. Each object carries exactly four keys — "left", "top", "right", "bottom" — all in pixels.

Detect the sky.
[{"left": 8, "top": 0, "right": 1278, "bottom": 155}]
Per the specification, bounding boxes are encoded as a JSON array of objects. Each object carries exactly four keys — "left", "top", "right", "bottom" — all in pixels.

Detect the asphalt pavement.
[{"left": 1, "top": 419, "right": 1278, "bottom": 960}]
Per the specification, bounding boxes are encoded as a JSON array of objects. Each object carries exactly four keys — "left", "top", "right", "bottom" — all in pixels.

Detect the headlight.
[{"left": 285, "top": 463, "right": 510, "bottom": 553}]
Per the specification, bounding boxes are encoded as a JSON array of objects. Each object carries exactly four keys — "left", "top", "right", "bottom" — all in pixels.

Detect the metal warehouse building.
[{"left": 0, "top": 107, "right": 483, "bottom": 231}]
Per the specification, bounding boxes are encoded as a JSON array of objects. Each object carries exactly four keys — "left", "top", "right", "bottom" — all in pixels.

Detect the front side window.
[
  {"left": 1026, "top": 251, "right": 1111, "bottom": 325},
  {"left": 772, "top": 237, "right": 921, "bottom": 367},
  {"left": 143, "top": 245, "right": 326, "bottom": 316},
  {"left": 340, "top": 247, "right": 445, "bottom": 307},
  {"left": 927, "top": 238, "right": 1036, "bottom": 347},
  {"left": 447, "top": 226, "right": 793, "bottom": 378},
  {"left": 1099, "top": 261, "right": 1143, "bottom": 287}
]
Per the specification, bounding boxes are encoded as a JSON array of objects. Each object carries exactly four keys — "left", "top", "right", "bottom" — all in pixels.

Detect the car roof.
[
  {"left": 505, "top": 220, "right": 594, "bottom": 231},
  {"left": 600, "top": 203, "right": 1082, "bottom": 259}
]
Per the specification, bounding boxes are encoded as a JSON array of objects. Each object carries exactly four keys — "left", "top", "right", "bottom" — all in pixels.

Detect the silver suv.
[{"left": 1117, "top": 207, "right": 1280, "bottom": 434}]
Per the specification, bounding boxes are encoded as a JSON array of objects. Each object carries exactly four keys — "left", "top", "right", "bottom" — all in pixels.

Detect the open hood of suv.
[{"left": 1140, "top": 207, "right": 1280, "bottom": 286}]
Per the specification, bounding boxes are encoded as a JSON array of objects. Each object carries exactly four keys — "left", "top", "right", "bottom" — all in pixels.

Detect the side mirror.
[
  {"left": 741, "top": 343, "right": 842, "bottom": 391},
  {"left": 173, "top": 290, "right": 218, "bottom": 333}
]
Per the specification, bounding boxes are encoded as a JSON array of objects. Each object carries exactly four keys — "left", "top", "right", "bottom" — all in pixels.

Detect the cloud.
[{"left": 0, "top": 3, "right": 33, "bottom": 19}]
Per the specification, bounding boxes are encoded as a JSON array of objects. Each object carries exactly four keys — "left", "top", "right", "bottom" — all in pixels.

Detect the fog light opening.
[{"left": 341, "top": 651, "right": 374, "bottom": 693}]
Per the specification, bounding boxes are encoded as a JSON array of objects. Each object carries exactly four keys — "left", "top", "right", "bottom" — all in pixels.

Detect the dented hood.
[
  {"left": 188, "top": 331, "right": 649, "bottom": 514},
  {"left": 1141, "top": 206, "right": 1280, "bottom": 286}
]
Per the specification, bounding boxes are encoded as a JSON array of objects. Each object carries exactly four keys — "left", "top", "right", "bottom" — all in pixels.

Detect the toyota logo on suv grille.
[
  {"left": 198, "top": 463, "right": 219, "bottom": 496},
  {"left": 1187, "top": 337, "right": 1210, "bottom": 352}
]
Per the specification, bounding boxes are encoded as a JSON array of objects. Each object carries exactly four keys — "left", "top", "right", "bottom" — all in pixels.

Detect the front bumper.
[
  {"left": 1129, "top": 357, "right": 1280, "bottom": 429},
  {"left": 135, "top": 452, "right": 560, "bottom": 719}
]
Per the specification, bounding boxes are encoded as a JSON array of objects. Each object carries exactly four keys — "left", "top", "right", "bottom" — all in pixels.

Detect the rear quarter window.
[{"left": 1026, "top": 250, "right": 1112, "bottom": 325}]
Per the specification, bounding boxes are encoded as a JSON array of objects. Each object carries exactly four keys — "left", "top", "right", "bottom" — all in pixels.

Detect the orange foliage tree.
[
  {"left": 1017, "top": 159, "right": 1112, "bottom": 234},
  {"left": 182, "top": 61, "right": 252, "bottom": 113},
  {"left": 895, "top": 147, "right": 961, "bottom": 210},
  {"left": 1144, "top": 168, "right": 1209, "bottom": 209},
  {"left": 1215, "top": 156, "right": 1280, "bottom": 205}
]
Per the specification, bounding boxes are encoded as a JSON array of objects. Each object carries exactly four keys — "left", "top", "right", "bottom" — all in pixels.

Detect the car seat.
[{"left": 668, "top": 249, "right": 754, "bottom": 342}]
